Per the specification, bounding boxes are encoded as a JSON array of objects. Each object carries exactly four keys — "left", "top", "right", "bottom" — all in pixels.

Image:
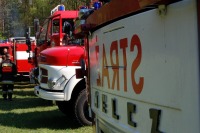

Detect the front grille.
[{"left": 40, "top": 68, "right": 48, "bottom": 83}]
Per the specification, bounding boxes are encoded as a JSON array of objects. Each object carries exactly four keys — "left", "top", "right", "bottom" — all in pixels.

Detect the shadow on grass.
[
  {"left": 0, "top": 87, "right": 35, "bottom": 97},
  {"left": 13, "top": 88, "right": 36, "bottom": 97},
  {"left": 0, "top": 109, "right": 81, "bottom": 130},
  {"left": 0, "top": 87, "right": 86, "bottom": 130},
  {"left": 0, "top": 97, "right": 54, "bottom": 111},
  {"left": 0, "top": 88, "right": 54, "bottom": 111}
]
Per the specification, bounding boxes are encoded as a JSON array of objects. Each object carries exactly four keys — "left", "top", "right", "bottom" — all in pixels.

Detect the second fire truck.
[
  {"left": 32, "top": 5, "right": 92, "bottom": 126},
  {"left": 0, "top": 37, "right": 36, "bottom": 77}
]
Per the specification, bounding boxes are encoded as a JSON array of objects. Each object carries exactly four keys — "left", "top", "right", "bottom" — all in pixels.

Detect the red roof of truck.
[{"left": 50, "top": 10, "right": 79, "bottom": 19}]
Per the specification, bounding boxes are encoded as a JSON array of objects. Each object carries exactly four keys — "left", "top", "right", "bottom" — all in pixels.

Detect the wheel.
[
  {"left": 56, "top": 101, "right": 73, "bottom": 117},
  {"left": 74, "top": 89, "right": 92, "bottom": 126}
]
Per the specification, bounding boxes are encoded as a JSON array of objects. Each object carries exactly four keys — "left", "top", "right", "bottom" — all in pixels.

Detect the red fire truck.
[
  {"left": 30, "top": 5, "right": 78, "bottom": 83},
  {"left": 0, "top": 37, "right": 36, "bottom": 77},
  {"left": 30, "top": 5, "right": 79, "bottom": 83},
  {"left": 75, "top": 0, "right": 200, "bottom": 132},
  {"left": 32, "top": 5, "right": 92, "bottom": 126}
]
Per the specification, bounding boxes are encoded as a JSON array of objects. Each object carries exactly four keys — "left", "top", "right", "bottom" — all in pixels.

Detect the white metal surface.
[
  {"left": 34, "top": 85, "right": 65, "bottom": 101},
  {"left": 89, "top": 0, "right": 199, "bottom": 132},
  {"left": 35, "top": 64, "right": 83, "bottom": 101},
  {"left": 16, "top": 51, "right": 33, "bottom": 59}
]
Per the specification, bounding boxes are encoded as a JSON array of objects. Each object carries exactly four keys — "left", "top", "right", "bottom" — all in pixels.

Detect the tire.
[
  {"left": 74, "top": 89, "right": 92, "bottom": 126},
  {"left": 56, "top": 101, "right": 73, "bottom": 117}
]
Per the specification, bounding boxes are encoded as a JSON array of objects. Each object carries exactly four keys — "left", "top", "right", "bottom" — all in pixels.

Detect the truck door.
[{"left": 13, "top": 38, "right": 34, "bottom": 75}]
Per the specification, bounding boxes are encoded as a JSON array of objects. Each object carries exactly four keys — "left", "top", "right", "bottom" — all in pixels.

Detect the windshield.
[
  {"left": 66, "top": 38, "right": 84, "bottom": 46},
  {"left": 52, "top": 19, "right": 74, "bottom": 34},
  {"left": 38, "top": 19, "right": 48, "bottom": 40}
]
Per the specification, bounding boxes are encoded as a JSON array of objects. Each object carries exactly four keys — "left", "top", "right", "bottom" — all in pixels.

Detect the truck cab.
[
  {"left": 30, "top": 5, "right": 79, "bottom": 83},
  {"left": 33, "top": 5, "right": 92, "bottom": 126}
]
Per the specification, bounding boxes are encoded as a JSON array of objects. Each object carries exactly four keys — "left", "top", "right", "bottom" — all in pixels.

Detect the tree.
[{"left": 0, "top": 0, "right": 91, "bottom": 38}]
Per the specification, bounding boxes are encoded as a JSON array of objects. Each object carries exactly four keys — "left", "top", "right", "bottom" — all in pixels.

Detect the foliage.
[
  {"left": 0, "top": 32, "right": 6, "bottom": 40},
  {"left": 0, "top": 0, "right": 91, "bottom": 38}
]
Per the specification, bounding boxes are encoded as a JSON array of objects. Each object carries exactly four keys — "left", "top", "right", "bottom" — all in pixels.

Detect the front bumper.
[{"left": 34, "top": 85, "right": 65, "bottom": 101}]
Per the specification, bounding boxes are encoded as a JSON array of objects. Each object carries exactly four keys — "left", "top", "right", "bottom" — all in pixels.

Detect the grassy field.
[{"left": 0, "top": 87, "right": 92, "bottom": 133}]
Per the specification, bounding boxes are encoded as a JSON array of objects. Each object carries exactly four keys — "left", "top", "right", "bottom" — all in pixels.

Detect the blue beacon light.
[
  {"left": 58, "top": 5, "right": 65, "bottom": 11},
  {"left": 93, "top": 2, "right": 101, "bottom": 10}
]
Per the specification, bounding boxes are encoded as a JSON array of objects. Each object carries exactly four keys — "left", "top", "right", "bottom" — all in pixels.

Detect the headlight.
[{"left": 47, "top": 75, "right": 67, "bottom": 90}]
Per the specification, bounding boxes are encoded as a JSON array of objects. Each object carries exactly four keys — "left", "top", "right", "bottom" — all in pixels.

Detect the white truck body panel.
[
  {"left": 34, "top": 64, "right": 82, "bottom": 101},
  {"left": 89, "top": 0, "right": 200, "bottom": 132}
]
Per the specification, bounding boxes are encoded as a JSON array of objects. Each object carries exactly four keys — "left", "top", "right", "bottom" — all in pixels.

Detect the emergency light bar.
[
  {"left": 93, "top": 2, "right": 101, "bottom": 10},
  {"left": 51, "top": 4, "right": 65, "bottom": 15}
]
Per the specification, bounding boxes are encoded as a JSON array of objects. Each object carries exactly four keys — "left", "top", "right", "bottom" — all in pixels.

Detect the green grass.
[{"left": 0, "top": 88, "right": 92, "bottom": 133}]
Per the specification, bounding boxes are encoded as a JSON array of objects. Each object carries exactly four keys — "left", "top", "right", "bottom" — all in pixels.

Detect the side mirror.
[
  {"left": 25, "top": 28, "right": 31, "bottom": 53},
  {"left": 34, "top": 19, "right": 40, "bottom": 35}
]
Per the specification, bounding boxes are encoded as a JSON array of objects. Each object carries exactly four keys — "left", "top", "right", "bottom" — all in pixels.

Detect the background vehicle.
[
  {"left": 0, "top": 37, "right": 36, "bottom": 77},
  {"left": 30, "top": 4, "right": 79, "bottom": 83},
  {"left": 32, "top": 5, "right": 92, "bottom": 126},
  {"left": 75, "top": 0, "right": 200, "bottom": 132}
]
